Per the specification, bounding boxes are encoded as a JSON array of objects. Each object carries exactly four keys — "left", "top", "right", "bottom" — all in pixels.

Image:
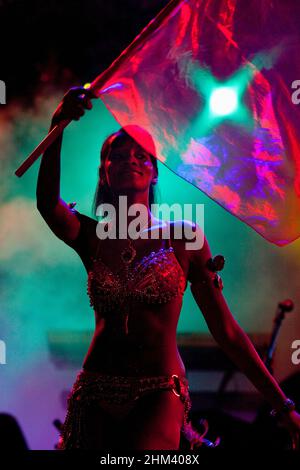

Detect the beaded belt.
[{"left": 58, "top": 369, "right": 192, "bottom": 449}]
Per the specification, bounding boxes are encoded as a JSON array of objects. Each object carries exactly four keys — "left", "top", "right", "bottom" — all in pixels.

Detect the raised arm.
[
  {"left": 187, "top": 224, "right": 300, "bottom": 449},
  {"left": 36, "top": 87, "right": 94, "bottom": 244}
]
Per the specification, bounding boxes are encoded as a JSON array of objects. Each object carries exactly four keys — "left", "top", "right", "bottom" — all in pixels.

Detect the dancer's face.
[{"left": 103, "top": 138, "right": 157, "bottom": 195}]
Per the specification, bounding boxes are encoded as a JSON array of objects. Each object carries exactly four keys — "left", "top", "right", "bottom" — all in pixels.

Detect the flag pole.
[{"left": 14, "top": 0, "right": 182, "bottom": 177}]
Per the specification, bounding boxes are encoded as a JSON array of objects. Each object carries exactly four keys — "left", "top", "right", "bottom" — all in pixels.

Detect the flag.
[{"left": 91, "top": 0, "right": 300, "bottom": 246}]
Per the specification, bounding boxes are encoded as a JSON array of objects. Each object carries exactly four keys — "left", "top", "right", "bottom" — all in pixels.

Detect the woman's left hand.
[{"left": 279, "top": 410, "right": 300, "bottom": 450}]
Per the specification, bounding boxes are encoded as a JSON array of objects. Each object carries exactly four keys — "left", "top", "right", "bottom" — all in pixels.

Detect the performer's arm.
[
  {"left": 187, "top": 224, "right": 300, "bottom": 446},
  {"left": 36, "top": 87, "right": 93, "bottom": 244}
]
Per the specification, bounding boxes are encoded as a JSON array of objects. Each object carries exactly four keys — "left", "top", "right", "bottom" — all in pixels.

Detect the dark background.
[{"left": 0, "top": 0, "right": 168, "bottom": 103}]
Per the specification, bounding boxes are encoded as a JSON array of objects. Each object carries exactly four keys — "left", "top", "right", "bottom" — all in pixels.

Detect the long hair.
[{"left": 92, "top": 126, "right": 159, "bottom": 218}]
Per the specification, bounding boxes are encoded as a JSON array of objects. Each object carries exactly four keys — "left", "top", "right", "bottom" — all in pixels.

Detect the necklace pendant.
[{"left": 120, "top": 239, "right": 136, "bottom": 265}]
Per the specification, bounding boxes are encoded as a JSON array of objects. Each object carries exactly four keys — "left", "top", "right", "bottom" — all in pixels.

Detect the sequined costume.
[
  {"left": 58, "top": 369, "right": 192, "bottom": 449},
  {"left": 87, "top": 220, "right": 187, "bottom": 335},
  {"left": 60, "top": 207, "right": 224, "bottom": 449}
]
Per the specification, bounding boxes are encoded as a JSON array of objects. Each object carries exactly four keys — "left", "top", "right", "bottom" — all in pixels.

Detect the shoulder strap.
[
  {"left": 70, "top": 209, "right": 100, "bottom": 259},
  {"left": 66, "top": 209, "right": 86, "bottom": 252},
  {"left": 94, "top": 219, "right": 103, "bottom": 259}
]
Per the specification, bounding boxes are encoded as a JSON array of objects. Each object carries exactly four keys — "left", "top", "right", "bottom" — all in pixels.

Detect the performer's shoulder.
[
  {"left": 167, "top": 219, "right": 204, "bottom": 242},
  {"left": 68, "top": 204, "right": 97, "bottom": 226}
]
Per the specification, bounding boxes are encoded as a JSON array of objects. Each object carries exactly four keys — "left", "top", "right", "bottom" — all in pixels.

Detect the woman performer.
[{"left": 36, "top": 87, "right": 300, "bottom": 450}]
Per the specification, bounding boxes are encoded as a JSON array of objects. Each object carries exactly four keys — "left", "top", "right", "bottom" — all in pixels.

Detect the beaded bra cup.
[{"left": 87, "top": 223, "right": 187, "bottom": 335}]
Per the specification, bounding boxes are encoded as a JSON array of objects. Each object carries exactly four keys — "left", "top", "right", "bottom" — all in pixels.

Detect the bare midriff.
[
  {"left": 82, "top": 226, "right": 190, "bottom": 377},
  {"left": 82, "top": 297, "right": 187, "bottom": 377}
]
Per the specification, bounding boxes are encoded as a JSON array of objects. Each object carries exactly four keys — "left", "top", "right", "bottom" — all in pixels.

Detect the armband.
[
  {"left": 68, "top": 201, "right": 77, "bottom": 212},
  {"left": 205, "top": 254, "right": 225, "bottom": 289}
]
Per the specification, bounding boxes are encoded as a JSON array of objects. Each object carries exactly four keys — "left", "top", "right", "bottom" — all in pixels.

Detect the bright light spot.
[
  {"left": 209, "top": 87, "right": 238, "bottom": 117},
  {"left": 83, "top": 83, "right": 91, "bottom": 89}
]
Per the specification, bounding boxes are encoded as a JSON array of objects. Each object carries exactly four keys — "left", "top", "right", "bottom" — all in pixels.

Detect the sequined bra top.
[{"left": 87, "top": 223, "right": 187, "bottom": 325}]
